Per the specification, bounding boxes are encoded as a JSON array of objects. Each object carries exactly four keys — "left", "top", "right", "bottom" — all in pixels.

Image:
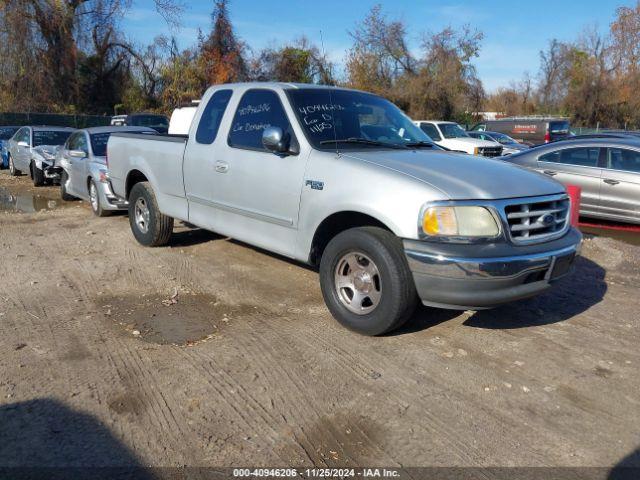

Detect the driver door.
[
  {"left": 64, "top": 133, "right": 89, "bottom": 198},
  {"left": 191, "top": 88, "right": 307, "bottom": 257},
  {"left": 14, "top": 128, "right": 31, "bottom": 171}
]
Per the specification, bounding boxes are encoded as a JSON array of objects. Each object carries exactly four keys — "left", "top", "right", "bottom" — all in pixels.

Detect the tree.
[
  {"left": 199, "top": 0, "right": 247, "bottom": 85},
  {"left": 253, "top": 37, "right": 334, "bottom": 84}
]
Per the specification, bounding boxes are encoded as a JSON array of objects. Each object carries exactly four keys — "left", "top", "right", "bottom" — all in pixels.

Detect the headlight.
[
  {"left": 421, "top": 206, "right": 500, "bottom": 238},
  {"left": 43, "top": 152, "right": 56, "bottom": 160},
  {"left": 473, "top": 147, "right": 479, "bottom": 155}
]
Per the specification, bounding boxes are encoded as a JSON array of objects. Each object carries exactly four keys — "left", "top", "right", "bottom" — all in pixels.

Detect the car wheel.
[
  {"left": 8, "top": 156, "right": 21, "bottom": 176},
  {"left": 89, "top": 179, "right": 110, "bottom": 217},
  {"left": 31, "top": 162, "right": 45, "bottom": 186},
  {"left": 319, "top": 226, "right": 418, "bottom": 336},
  {"left": 128, "top": 182, "right": 173, "bottom": 247},
  {"left": 60, "top": 171, "right": 75, "bottom": 201}
]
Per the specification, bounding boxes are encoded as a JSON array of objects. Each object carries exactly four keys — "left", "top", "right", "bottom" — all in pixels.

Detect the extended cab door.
[
  {"left": 536, "top": 146, "right": 603, "bottom": 216},
  {"left": 599, "top": 147, "right": 640, "bottom": 222},
  {"left": 184, "top": 87, "right": 308, "bottom": 257}
]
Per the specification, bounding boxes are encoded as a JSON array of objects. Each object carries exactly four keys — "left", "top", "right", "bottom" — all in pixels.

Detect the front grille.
[
  {"left": 478, "top": 146, "right": 503, "bottom": 157},
  {"left": 504, "top": 196, "right": 570, "bottom": 243}
]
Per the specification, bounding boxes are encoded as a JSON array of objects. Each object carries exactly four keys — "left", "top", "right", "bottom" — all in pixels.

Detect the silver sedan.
[
  {"left": 503, "top": 137, "right": 640, "bottom": 224},
  {"left": 58, "top": 126, "right": 156, "bottom": 216}
]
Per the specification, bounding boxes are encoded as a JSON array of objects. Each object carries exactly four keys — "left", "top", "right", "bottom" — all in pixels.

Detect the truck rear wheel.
[
  {"left": 128, "top": 182, "right": 173, "bottom": 247},
  {"left": 319, "top": 226, "right": 418, "bottom": 336}
]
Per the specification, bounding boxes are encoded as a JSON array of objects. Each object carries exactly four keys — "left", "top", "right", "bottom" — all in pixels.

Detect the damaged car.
[{"left": 7, "top": 126, "right": 75, "bottom": 186}]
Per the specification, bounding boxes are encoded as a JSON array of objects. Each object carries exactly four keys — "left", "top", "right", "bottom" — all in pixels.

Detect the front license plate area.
[{"left": 550, "top": 253, "right": 575, "bottom": 280}]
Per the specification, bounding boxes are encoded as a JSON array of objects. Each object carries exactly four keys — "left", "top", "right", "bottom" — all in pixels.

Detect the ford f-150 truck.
[{"left": 107, "top": 82, "right": 582, "bottom": 336}]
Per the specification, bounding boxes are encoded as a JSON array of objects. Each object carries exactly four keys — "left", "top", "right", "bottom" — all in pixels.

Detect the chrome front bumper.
[{"left": 404, "top": 228, "right": 583, "bottom": 310}]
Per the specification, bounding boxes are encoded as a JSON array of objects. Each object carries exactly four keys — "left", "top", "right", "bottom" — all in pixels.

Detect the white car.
[{"left": 414, "top": 121, "right": 503, "bottom": 157}]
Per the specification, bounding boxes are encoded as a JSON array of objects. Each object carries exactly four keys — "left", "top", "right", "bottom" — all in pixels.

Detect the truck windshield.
[
  {"left": 439, "top": 123, "right": 469, "bottom": 139},
  {"left": 33, "top": 131, "right": 72, "bottom": 146},
  {"left": 287, "top": 88, "right": 432, "bottom": 149}
]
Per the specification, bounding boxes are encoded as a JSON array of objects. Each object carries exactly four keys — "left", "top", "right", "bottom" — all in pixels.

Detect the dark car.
[
  {"left": 503, "top": 137, "right": 640, "bottom": 224},
  {"left": 0, "top": 126, "right": 20, "bottom": 169},
  {"left": 471, "top": 118, "right": 571, "bottom": 145},
  {"left": 111, "top": 113, "right": 169, "bottom": 134},
  {"left": 467, "top": 130, "right": 529, "bottom": 155}
]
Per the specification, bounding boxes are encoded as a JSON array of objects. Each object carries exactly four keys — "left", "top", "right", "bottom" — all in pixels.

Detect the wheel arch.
[
  {"left": 125, "top": 169, "right": 149, "bottom": 200},
  {"left": 308, "top": 210, "right": 396, "bottom": 265}
]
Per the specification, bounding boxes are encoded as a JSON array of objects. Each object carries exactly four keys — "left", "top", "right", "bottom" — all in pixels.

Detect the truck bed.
[{"left": 107, "top": 132, "right": 190, "bottom": 221}]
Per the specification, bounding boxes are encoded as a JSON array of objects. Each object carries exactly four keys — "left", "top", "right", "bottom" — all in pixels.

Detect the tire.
[
  {"left": 89, "top": 179, "right": 110, "bottom": 217},
  {"left": 32, "top": 162, "right": 45, "bottom": 186},
  {"left": 8, "top": 156, "right": 21, "bottom": 176},
  {"left": 319, "top": 226, "right": 418, "bottom": 336},
  {"left": 60, "top": 171, "right": 75, "bottom": 201},
  {"left": 128, "top": 182, "right": 173, "bottom": 247}
]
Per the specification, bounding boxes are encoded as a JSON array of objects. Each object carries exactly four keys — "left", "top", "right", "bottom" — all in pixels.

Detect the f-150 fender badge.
[{"left": 305, "top": 180, "right": 324, "bottom": 191}]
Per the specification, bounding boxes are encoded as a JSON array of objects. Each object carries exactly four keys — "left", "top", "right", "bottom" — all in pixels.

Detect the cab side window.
[
  {"left": 539, "top": 148, "right": 600, "bottom": 167},
  {"left": 607, "top": 148, "right": 640, "bottom": 173},
  {"left": 420, "top": 123, "right": 441, "bottom": 141},
  {"left": 196, "top": 89, "right": 233, "bottom": 145},
  {"left": 228, "top": 89, "right": 293, "bottom": 151}
]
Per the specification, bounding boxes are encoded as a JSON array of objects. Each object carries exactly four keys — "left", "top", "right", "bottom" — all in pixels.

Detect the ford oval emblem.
[{"left": 541, "top": 214, "right": 555, "bottom": 226}]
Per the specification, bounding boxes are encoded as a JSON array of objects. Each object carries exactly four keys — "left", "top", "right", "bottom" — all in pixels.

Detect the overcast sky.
[{"left": 123, "top": 0, "right": 633, "bottom": 92}]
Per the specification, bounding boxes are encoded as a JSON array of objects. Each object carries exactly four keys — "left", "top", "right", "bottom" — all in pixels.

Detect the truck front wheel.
[
  {"left": 128, "top": 182, "right": 174, "bottom": 247},
  {"left": 319, "top": 226, "right": 418, "bottom": 336}
]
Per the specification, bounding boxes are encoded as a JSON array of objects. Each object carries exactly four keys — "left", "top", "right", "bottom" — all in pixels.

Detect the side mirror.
[
  {"left": 262, "top": 126, "right": 291, "bottom": 155},
  {"left": 69, "top": 150, "right": 86, "bottom": 159},
  {"left": 18, "top": 141, "right": 29, "bottom": 148}
]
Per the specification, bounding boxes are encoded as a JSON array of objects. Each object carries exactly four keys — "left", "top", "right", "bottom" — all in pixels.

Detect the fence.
[{"left": 0, "top": 112, "right": 111, "bottom": 129}]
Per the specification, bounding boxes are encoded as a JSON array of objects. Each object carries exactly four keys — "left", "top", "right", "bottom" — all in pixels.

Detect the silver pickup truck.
[{"left": 107, "top": 82, "right": 582, "bottom": 336}]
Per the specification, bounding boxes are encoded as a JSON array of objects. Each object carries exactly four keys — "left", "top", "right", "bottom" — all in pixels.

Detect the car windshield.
[
  {"left": 33, "top": 131, "right": 72, "bottom": 146},
  {"left": 550, "top": 121, "right": 570, "bottom": 134},
  {"left": 491, "top": 132, "right": 517, "bottom": 144},
  {"left": 0, "top": 127, "right": 19, "bottom": 140},
  {"left": 130, "top": 115, "right": 168, "bottom": 129},
  {"left": 439, "top": 123, "right": 469, "bottom": 139},
  {"left": 287, "top": 88, "right": 433, "bottom": 149}
]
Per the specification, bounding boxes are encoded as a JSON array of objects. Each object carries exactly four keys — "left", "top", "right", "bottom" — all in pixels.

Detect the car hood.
[
  {"left": 33, "top": 145, "right": 61, "bottom": 157},
  {"left": 342, "top": 149, "right": 564, "bottom": 200}
]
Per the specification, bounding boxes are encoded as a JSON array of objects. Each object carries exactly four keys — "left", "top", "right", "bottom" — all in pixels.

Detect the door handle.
[
  {"left": 214, "top": 161, "right": 229, "bottom": 173},
  {"left": 603, "top": 179, "right": 620, "bottom": 185},
  {"left": 543, "top": 170, "right": 557, "bottom": 176}
]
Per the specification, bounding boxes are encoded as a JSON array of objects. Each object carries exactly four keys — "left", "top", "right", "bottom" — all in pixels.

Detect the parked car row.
[{"left": 8, "top": 84, "right": 636, "bottom": 335}]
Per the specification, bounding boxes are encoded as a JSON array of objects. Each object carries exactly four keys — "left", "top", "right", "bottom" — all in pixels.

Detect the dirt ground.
[{"left": 0, "top": 170, "right": 639, "bottom": 474}]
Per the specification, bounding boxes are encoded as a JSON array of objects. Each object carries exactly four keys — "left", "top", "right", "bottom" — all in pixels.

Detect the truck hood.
[{"left": 342, "top": 149, "right": 565, "bottom": 200}]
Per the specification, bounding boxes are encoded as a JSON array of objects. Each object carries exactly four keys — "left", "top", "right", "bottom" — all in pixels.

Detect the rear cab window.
[
  {"left": 228, "top": 89, "right": 294, "bottom": 152},
  {"left": 539, "top": 147, "right": 600, "bottom": 167},
  {"left": 196, "top": 89, "right": 233, "bottom": 144}
]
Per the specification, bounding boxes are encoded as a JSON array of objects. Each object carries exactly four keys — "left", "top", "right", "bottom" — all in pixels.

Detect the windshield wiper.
[
  {"left": 405, "top": 141, "right": 438, "bottom": 149},
  {"left": 320, "top": 138, "right": 408, "bottom": 149}
]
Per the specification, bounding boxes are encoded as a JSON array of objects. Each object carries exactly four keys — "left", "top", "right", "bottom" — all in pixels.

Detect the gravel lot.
[{"left": 0, "top": 171, "right": 638, "bottom": 475}]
